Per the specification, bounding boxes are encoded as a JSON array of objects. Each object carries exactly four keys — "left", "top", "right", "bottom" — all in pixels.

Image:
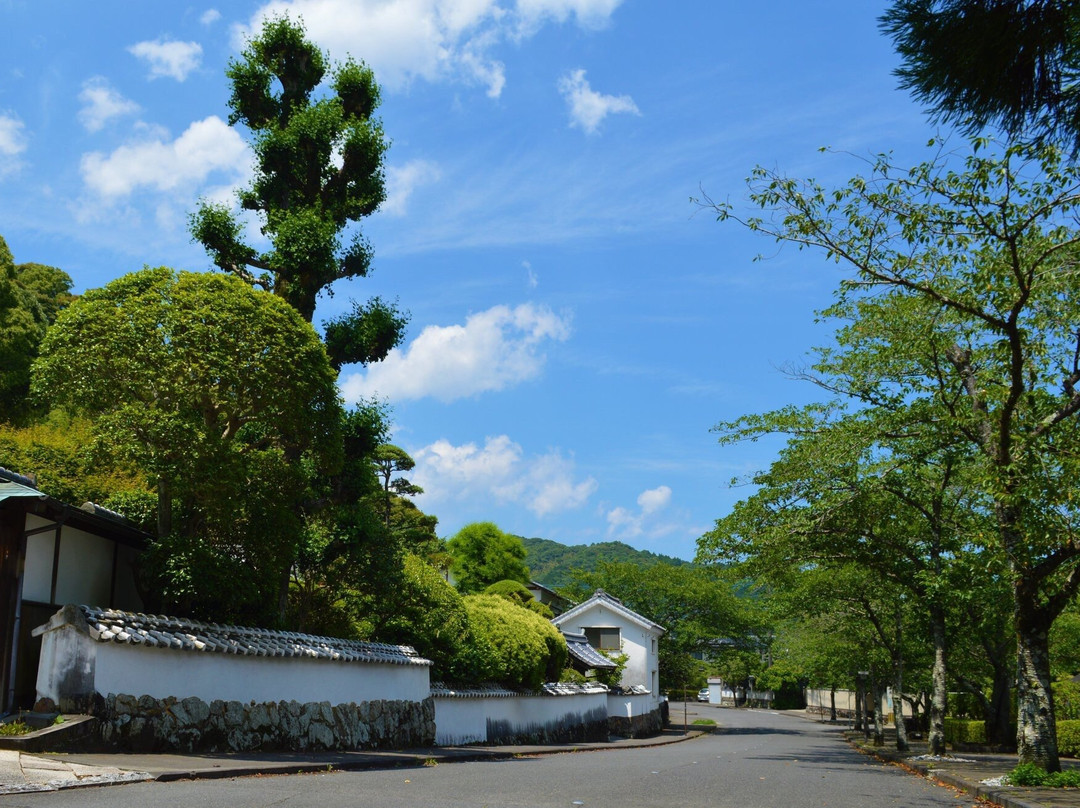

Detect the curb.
[{"left": 76, "top": 727, "right": 711, "bottom": 785}]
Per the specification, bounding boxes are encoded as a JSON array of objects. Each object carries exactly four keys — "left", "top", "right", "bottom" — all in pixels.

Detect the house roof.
[
  {"left": 563, "top": 631, "right": 618, "bottom": 670},
  {"left": 431, "top": 681, "right": 609, "bottom": 698},
  {"left": 0, "top": 467, "right": 150, "bottom": 549},
  {"left": 552, "top": 589, "right": 666, "bottom": 635},
  {"left": 35, "top": 605, "right": 431, "bottom": 667}
]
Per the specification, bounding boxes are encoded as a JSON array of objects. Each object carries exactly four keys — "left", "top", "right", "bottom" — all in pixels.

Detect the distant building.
[{"left": 527, "top": 580, "right": 570, "bottom": 616}]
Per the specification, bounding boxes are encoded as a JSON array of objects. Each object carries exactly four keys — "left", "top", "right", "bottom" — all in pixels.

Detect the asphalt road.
[{"left": 0, "top": 706, "right": 976, "bottom": 808}]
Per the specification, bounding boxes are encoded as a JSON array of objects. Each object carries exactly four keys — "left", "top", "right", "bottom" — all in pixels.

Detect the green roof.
[{"left": 0, "top": 480, "right": 46, "bottom": 504}]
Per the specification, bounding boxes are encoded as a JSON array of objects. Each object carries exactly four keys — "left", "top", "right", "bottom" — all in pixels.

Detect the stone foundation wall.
[
  {"left": 90, "top": 693, "right": 435, "bottom": 753},
  {"left": 608, "top": 706, "right": 664, "bottom": 739}
]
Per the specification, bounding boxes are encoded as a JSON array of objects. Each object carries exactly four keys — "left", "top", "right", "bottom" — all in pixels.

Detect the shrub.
[
  {"left": 1057, "top": 719, "right": 1080, "bottom": 757},
  {"left": 943, "top": 718, "right": 985, "bottom": 745},
  {"left": 484, "top": 579, "right": 553, "bottom": 619},
  {"left": 560, "top": 668, "right": 587, "bottom": 684},
  {"left": 1055, "top": 679, "right": 1080, "bottom": 721},
  {"left": 461, "top": 594, "right": 567, "bottom": 689},
  {"left": 379, "top": 554, "right": 471, "bottom": 677},
  {"left": 1007, "top": 762, "right": 1080, "bottom": 787}
]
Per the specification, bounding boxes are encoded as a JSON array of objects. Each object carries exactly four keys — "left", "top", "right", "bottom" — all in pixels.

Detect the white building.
[{"left": 552, "top": 589, "right": 665, "bottom": 704}]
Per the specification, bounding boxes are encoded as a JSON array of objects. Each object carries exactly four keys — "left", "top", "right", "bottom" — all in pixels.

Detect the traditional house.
[
  {"left": 0, "top": 468, "right": 148, "bottom": 714},
  {"left": 552, "top": 589, "right": 665, "bottom": 700},
  {"left": 527, "top": 580, "right": 570, "bottom": 616}
]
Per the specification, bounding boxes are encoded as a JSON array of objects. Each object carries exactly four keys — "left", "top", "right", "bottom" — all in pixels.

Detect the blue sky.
[{"left": 1, "top": 2, "right": 943, "bottom": 560}]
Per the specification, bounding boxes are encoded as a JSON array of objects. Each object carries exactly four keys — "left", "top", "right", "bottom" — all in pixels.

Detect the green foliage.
[
  {"left": 0, "top": 412, "right": 146, "bottom": 507},
  {"left": 559, "top": 667, "right": 587, "bottom": 684},
  {"left": 943, "top": 718, "right": 986, "bottom": 745},
  {"left": 484, "top": 579, "right": 553, "bottom": 618},
  {"left": 0, "top": 719, "right": 31, "bottom": 737},
  {"left": 0, "top": 236, "right": 73, "bottom": 422},
  {"left": 522, "top": 536, "right": 688, "bottom": 589},
  {"left": 703, "top": 137, "right": 1080, "bottom": 768},
  {"left": 1057, "top": 680, "right": 1080, "bottom": 722},
  {"left": 1058, "top": 720, "right": 1080, "bottom": 758},
  {"left": 380, "top": 554, "right": 472, "bottom": 677},
  {"left": 564, "top": 560, "right": 755, "bottom": 690},
  {"left": 593, "top": 651, "right": 629, "bottom": 689},
  {"left": 31, "top": 267, "right": 343, "bottom": 625},
  {"left": 1008, "top": 761, "right": 1080, "bottom": 786},
  {"left": 882, "top": 1, "right": 1080, "bottom": 150},
  {"left": 448, "top": 522, "right": 530, "bottom": 594},
  {"left": 460, "top": 594, "right": 567, "bottom": 689},
  {"left": 189, "top": 15, "right": 406, "bottom": 368}
]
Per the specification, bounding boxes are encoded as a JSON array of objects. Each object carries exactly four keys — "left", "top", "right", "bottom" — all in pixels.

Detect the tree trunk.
[
  {"left": 929, "top": 603, "right": 947, "bottom": 755},
  {"left": 156, "top": 477, "right": 172, "bottom": 538},
  {"left": 872, "top": 677, "right": 885, "bottom": 746},
  {"left": 987, "top": 657, "right": 1013, "bottom": 747},
  {"left": 1016, "top": 587, "right": 1060, "bottom": 771},
  {"left": 854, "top": 677, "right": 864, "bottom": 733},
  {"left": 893, "top": 608, "right": 909, "bottom": 752},
  {"left": 830, "top": 686, "right": 837, "bottom": 722}
]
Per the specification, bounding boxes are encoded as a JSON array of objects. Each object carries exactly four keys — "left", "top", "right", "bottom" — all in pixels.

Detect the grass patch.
[
  {"left": 1007, "top": 763, "right": 1080, "bottom": 787},
  {"left": 692, "top": 718, "right": 717, "bottom": 726}
]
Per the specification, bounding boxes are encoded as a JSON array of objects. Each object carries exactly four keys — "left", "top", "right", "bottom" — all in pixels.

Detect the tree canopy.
[
  {"left": 701, "top": 137, "right": 1080, "bottom": 770},
  {"left": 447, "top": 521, "right": 531, "bottom": 594},
  {"left": 882, "top": 1, "right": 1080, "bottom": 150},
  {"left": 189, "top": 15, "right": 406, "bottom": 369},
  {"left": 31, "top": 266, "right": 342, "bottom": 624}
]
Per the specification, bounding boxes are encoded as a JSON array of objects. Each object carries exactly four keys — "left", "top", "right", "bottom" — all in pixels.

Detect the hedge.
[
  {"left": 1058, "top": 720, "right": 1080, "bottom": 757},
  {"left": 943, "top": 719, "right": 986, "bottom": 745}
]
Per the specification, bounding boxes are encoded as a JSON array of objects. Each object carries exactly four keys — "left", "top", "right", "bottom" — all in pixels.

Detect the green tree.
[
  {"left": 0, "top": 236, "right": 73, "bottom": 422},
  {"left": 189, "top": 15, "right": 406, "bottom": 369},
  {"left": 702, "top": 138, "right": 1080, "bottom": 770},
  {"left": 447, "top": 522, "right": 531, "bottom": 594},
  {"left": 881, "top": 1, "right": 1080, "bottom": 150},
  {"left": 31, "top": 267, "right": 342, "bottom": 624}
]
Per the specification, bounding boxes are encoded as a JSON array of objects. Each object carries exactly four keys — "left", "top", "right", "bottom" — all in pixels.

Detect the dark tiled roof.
[
  {"left": 78, "top": 606, "right": 431, "bottom": 666},
  {"left": 563, "top": 632, "right": 618, "bottom": 670},
  {"left": 430, "top": 681, "right": 608, "bottom": 698}
]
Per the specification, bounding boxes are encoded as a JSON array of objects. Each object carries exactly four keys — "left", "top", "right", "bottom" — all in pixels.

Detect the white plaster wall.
[
  {"left": 23, "top": 530, "right": 54, "bottom": 603},
  {"left": 92, "top": 643, "right": 430, "bottom": 704},
  {"left": 55, "top": 526, "right": 113, "bottom": 607},
  {"left": 434, "top": 692, "right": 608, "bottom": 746},
  {"left": 606, "top": 692, "right": 653, "bottom": 719}
]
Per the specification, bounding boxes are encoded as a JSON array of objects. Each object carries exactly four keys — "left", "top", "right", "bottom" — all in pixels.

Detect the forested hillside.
[{"left": 521, "top": 536, "right": 688, "bottom": 589}]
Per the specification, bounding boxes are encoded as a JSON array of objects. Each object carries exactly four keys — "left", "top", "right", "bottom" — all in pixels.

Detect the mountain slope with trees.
[{"left": 521, "top": 536, "right": 688, "bottom": 589}]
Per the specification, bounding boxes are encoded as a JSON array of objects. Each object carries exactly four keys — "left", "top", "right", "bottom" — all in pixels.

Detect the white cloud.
[
  {"left": 0, "top": 113, "right": 27, "bottom": 156},
  {"left": 523, "top": 260, "right": 537, "bottom": 289},
  {"left": 240, "top": 0, "right": 622, "bottom": 97},
  {"left": 606, "top": 485, "right": 673, "bottom": 539},
  {"left": 129, "top": 38, "right": 203, "bottom": 81},
  {"left": 558, "top": 68, "right": 640, "bottom": 134},
  {"left": 339, "top": 302, "right": 571, "bottom": 403},
  {"left": 77, "top": 77, "right": 139, "bottom": 133},
  {"left": 0, "top": 113, "right": 27, "bottom": 177},
  {"left": 383, "top": 159, "right": 442, "bottom": 215},
  {"left": 515, "top": 0, "right": 624, "bottom": 32},
  {"left": 80, "top": 116, "right": 249, "bottom": 198},
  {"left": 201, "top": 8, "right": 222, "bottom": 24},
  {"left": 637, "top": 484, "right": 671, "bottom": 514},
  {"left": 412, "top": 434, "right": 597, "bottom": 516}
]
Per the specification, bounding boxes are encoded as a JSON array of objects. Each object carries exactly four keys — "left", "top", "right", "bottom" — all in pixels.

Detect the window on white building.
[{"left": 584, "top": 627, "right": 621, "bottom": 650}]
